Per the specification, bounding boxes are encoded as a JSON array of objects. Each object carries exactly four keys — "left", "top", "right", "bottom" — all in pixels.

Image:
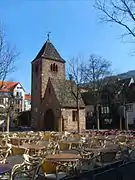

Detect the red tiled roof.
[
  {"left": 0, "top": 81, "right": 19, "bottom": 92},
  {"left": 25, "top": 94, "right": 31, "bottom": 101}
]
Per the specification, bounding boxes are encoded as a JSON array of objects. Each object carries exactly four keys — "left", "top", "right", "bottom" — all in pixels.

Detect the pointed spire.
[{"left": 33, "top": 35, "right": 65, "bottom": 63}]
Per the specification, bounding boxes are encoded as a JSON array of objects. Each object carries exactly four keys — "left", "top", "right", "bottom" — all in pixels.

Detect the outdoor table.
[
  {"left": 10, "top": 137, "right": 35, "bottom": 146},
  {"left": 46, "top": 153, "right": 82, "bottom": 173},
  {"left": 0, "top": 163, "right": 11, "bottom": 176},
  {"left": 21, "top": 144, "right": 45, "bottom": 151},
  {"left": 61, "top": 140, "right": 83, "bottom": 149},
  {"left": 20, "top": 144, "right": 45, "bottom": 156},
  {"left": 86, "top": 147, "right": 103, "bottom": 154},
  {"left": 46, "top": 153, "right": 82, "bottom": 162},
  {"left": 95, "top": 136, "right": 105, "bottom": 140},
  {"left": 105, "top": 135, "right": 116, "bottom": 140},
  {"left": 87, "top": 147, "right": 118, "bottom": 155}
]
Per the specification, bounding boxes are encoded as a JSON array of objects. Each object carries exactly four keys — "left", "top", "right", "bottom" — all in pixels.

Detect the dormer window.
[{"left": 50, "top": 63, "right": 58, "bottom": 72}]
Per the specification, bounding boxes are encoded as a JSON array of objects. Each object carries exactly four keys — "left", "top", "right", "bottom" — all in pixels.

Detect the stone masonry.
[{"left": 31, "top": 39, "right": 86, "bottom": 131}]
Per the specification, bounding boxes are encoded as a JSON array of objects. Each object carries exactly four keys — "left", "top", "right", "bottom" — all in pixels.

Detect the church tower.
[{"left": 31, "top": 37, "right": 65, "bottom": 129}]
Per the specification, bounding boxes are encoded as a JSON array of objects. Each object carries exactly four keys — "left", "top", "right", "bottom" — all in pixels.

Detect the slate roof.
[
  {"left": 81, "top": 91, "right": 98, "bottom": 105},
  {"left": 50, "top": 78, "right": 85, "bottom": 108},
  {"left": 117, "top": 77, "right": 132, "bottom": 90},
  {"left": 124, "top": 83, "right": 135, "bottom": 103},
  {"left": 33, "top": 40, "right": 65, "bottom": 63},
  {"left": 81, "top": 77, "right": 134, "bottom": 105}
]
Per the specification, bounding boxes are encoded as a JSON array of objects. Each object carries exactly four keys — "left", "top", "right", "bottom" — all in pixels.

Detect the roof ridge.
[{"left": 42, "top": 40, "right": 48, "bottom": 57}]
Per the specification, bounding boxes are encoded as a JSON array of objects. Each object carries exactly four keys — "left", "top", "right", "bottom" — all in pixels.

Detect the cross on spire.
[{"left": 47, "top": 32, "right": 51, "bottom": 41}]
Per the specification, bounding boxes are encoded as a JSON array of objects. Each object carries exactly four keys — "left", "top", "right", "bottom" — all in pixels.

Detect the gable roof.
[
  {"left": 49, "top": 78, "right": 85, "bottom": 108},
  {"left": 32, "top": 40, "right": 65, "bottom": 63},
  {"left": 81, "top": 77, "right": 134, "bottom": 106},
  {"left": 111, "top": 77, "right": 133, "bottom": 100},
  {"left": 0, "top": 81, "right": 19, "bottom": 92},
  {"left": 81, "top": 92, "right": 97, "bottom": 105},
  {"left": 117, "top": 77, "right": 132, "bottom": 88},
  {"left": 122, "top": 82, "right": 135, "bottom": 103}
]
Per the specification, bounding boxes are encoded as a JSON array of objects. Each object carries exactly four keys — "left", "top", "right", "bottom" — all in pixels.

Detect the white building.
[
  {"left": 123, "top": 78, "right": 135, "bottom": 126},
  {"left": 0, "top": 81, "right": 31, "bottom": 129},
  {"left": 0, "top": 81, "right": 25, "bottom": 112},
  {"left": 24, "top": 94, "right": 31, "bottom": 111},
  {"left": 126, "top": 103, "right": 135, "bottom": 125}
]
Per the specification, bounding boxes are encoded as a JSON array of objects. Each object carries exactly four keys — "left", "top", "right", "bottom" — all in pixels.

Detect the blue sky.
[{"left": 0, "top": 0, "right": 135, "bottom": 93}]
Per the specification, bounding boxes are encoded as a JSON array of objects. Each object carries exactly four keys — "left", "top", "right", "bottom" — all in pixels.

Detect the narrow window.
[
  {"left": 72, "top": 110, "right": 77, "bottom": 121},
  {"left": 53, "top": 63, "right": 55, "bottom": 71},
  {"left": 0, "top": 98, "right": 3, "bottom": 104},
  {"left": 101, "top": 106, "right": 109, "bottom": 114},
  {"left": 126, "top": 104, "right": 133, "bottom": 112},
  {"left": 50, "top": 63, "right": 58, "bottom": 72},
  {"left": 55, "top": 65, "right": 58, "bottom": 72},
  {"left": 50, "top": 64, "right": 53, "bottom": 71}
]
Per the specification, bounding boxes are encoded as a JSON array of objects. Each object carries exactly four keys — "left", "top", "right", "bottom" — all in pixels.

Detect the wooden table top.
[
  {"left": 46, "top": 153, "right": 81, "bottom": 162},
  {"left": 10, "top": 137, "right": 35, "bottom": 140},
  {"left": 88, "top": 147, "right": 118, "bottom": 153},
  {"left": 20, "top": 144, "right": 45, "bottom": 150},
  {"left": 61, "top": 140, "right": 82, "bottom": 144}
]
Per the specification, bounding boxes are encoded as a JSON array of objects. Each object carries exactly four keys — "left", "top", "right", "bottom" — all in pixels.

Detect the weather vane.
[{"left": 47, "top": 32, "right": 51, "bottom": 41}]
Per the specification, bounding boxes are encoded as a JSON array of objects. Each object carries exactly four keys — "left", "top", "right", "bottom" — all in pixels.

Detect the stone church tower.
[{"left": 31, "top": 38, "right": 66, "bottom": 129}]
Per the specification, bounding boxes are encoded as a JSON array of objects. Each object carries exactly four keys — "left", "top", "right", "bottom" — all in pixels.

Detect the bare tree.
[
  {"left": 67, "top": 56, "right": 85, "bottom": 133},
  {"left": 94, "top": 0, "right": 135, "bottom": 40},
  {"left": 0, "top": 27, "right": 18, "bottom": 132},
  {"left": 0, "top": 95, "right": 15, "bottom": 132},
  {"left": 83, "top": 54, "right": 112, "bottom": 91},
  {"left": 83, "top": 54, "right": 112, "bottom": 129},
  {"left": 0, "top": 28, "right": 18, "bottom": 86}
]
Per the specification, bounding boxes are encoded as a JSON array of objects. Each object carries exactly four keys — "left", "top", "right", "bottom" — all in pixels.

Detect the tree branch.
[
  {"left": 0, "top": 27, "right": 18, "bottom": 87},
  {"left": 95, "top": 0, "right": 135, "bottom": 38}
]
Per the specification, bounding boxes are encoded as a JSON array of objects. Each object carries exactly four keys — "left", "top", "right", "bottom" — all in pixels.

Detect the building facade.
[
  {"left": 24, "top": 94, "right": 31, "bottom": 111},
  {"left": 0, "top": 81, "right": 25, "bottom": 128},
  {"left": 31, "top": 39, "right": 86, "bottom": 131},
  {"left": 0, "top": 81, "right": 31, "bottom": 128},
  {"left": 0, "top": 81, "right": 25, "bottom": 111}
]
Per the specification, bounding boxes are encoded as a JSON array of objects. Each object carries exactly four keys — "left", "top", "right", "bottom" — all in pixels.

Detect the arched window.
[
  {"left": 50, "top": 64, "right": 53, "bottom": 71},
  {"left": 53, "top": 63, "right": 55, "bottom": 71},
  {"left": 50, "top": 63, "right": 58, "bottom": 72},
  {"left": 55, "top": 65, "right": 58, "bottom": 72}
]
